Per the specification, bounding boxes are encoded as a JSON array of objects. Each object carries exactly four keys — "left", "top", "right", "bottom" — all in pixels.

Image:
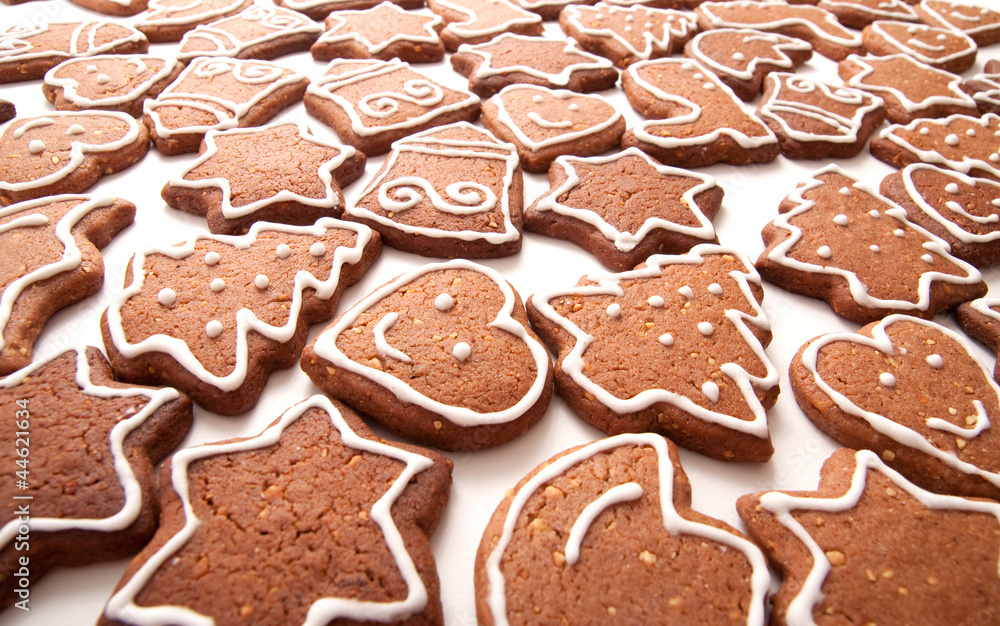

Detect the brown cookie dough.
[
  {"left": 302, "top": 260, "right": 553, "bottom": 451},
  {"left": 276, "top": 0, "right": 424, "bottom": 22},
  {"left": 0, "top": 22, "right": 148, "bottom": 84},
  {"left": 0, "top": 100, "right": 13, "bottom": 125},
  {"left": 862, "top": 19, "right": 978, "bottom": 74},
  {"left": 818, "top": 0, "right": 919, "bottom": 28},
  {"left": 134, "top": 0, "right": 252, "bottom": 43},
  {"left": 42, "top": 55, "right": 183, "bottom": 117},
  {"left": 962, "top": 58, "right": 1000, "bottom": 116},
  {"left": 870, "top": 113, "right": 1000, "bottom": 181},
  {"left": 176, "top": 4, "right": 322, "bottom": 62},
  {"left": 956, "top": 295, "right": 1000, "bottom": 383},
  {"left": 916, "top": 0, "right": 1000, "bottom": 47},
  {"left": 311, "top": 3, "right": 446, "bottom": 63},
  {"left": 101, "top": 395, "right": 452, "bottom": 626},
  {"left": 427, "top": 0, "right": 543, "bottom": 51}
]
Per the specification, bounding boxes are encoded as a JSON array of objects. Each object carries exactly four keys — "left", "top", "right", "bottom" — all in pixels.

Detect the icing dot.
[
  {"left": 276, "top": 243, "right": 291, "bottom": 258},
  {"left": 703, "top": 82, "right": 716, "bottom": 90},
  {"left": 678, "top": 286, "right": 694, "bottom": 299},
  {"left": 86, "top": 64, "right": 97, "bottom": 72},
  {"left": 945, "top": 134, "right": 960, "bottom": 145},
  {"left": 698, "top": 321, "right": 714, "bottom": 336},
  {"left": 568, "top": 103, "right": 580, "bottom": 111},
  {"left": 206, "top": 320, "right": 223, "bottom": 338},
  {"left": 435, "top": 293, "right": 454, "bottom": 311},
  {"left": 210, "top": 278, "right": 226, "bottom": 292},
  {"left": 65, "top": 124, "right": 85, "bottom": 135},
  {"left": 693, "top": 72, "right": 704, "bottom": 80},
  {"left": 157, "top": 288, "right": 176, "bottom": 307},
  {"left": 869, "top": 210, "right": 881, "bottom": 218},
  {"left": 532, "top": 94, "right": 543, "bottom": 103},
  {"left": 879, "top": 372, "right": 896, "bottom": 387},
  {"left": 927, "top": 354, "right": 944, "bottom": 369},
  {"left": 834, "top": 214, "right": 849, "bottom": 226},
  {"left": 681, "top": 61, "right": 694, "bottom": 71},
  {"left": 839, "top": 187, "right": 851, "bottom": 197},
  {"left": 254, "top": 274, "right": 269, "bottom": 289},
  {"left": 702, "top": 381, "right": 720, "bottom": 403},
  {"left": 870, "top": 244, "right": 881, "bottom": 253},
  {"left": 945, "top": 183, "right": 960, "bottom": 194},
  {"left": 919, "top": 127, "right": 930, "bottom": 135},
  {"left": 937, "top": 33, "right": 947, "bottom": 41},
  {"left": 732, "top": 52, "right": 745, "bottom": 61},
  {"left": 310, "top": 242, "right": 326, "bottom": 257},
  {"left": 816, "top": 246, "right": 832, "bottom": 259},
  {"left": 453, "top": 342, "right": 471, "bottom": 361},
  {"left": 643, "top": 21, "right": 652, "bottom": 28},
  {"left": 28, "top": 140, "right": 45, "bottom": 154},
  {"left": 607, "top": 303, "right": 622, "bottom": 318},
  {"left": 707, "top": 283, "right": 723, "bottom": 295},
  {"left": 991, "top": 153, "right": 1000, "bottom": 163},
  {"left": 659, "top": 333, "right": 674, "bottom": 346},
  {"left": 204, "top": 251, "right": 220, "bottom": 265},
  {"left": 624, "top": 25, "right": 633, "bottom": 32},
  {"left": 921, "top": 253, "right": 935, "bottom": 264},
  {"left": 893, "top": 229, "right": 906, "bottom": 237},
  {"left": 96, "top": 73, "right": 110, "bottom": 84},
  {"left": 647, "top": 295, "right": 665, "bottom": 307},
  {"left": 625, "top": 13, "right": 634, "bottom": 21},
  {"left": 967, "top": 128, "right": 977, "bottom": 137}
]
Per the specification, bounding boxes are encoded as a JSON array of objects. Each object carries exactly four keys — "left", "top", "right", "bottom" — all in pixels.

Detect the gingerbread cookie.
[
  {"left": 475, "top": 433, "right": 770, "bottom": 625},
  {"left": 0, "top": 347, "right": 192, "bottom": 611},
  {"left": 839, "top": 53, "right": 978, "bottom": 125},
  {"left": 101, "top": 395, "right": 452, "bottom": 626},
  {"left": 962, "top": 59, "right": 1000, "bottom": 116},
  {"left": 682, "top": 28, "right": 813, "bottom": 101},
  {"left": 176, "top": 4, "right": 322, "bottom": 62},
  {"left": 558, "top": 3, "right": 699, "bottom": 68},
  {"left": 43, "top": 55, "right": 183, "bottom": 117},
  {"left": 527, "top": 245, "right": 779, "bottom": 462},
  {"left": 134, "top": 0, "right": 252, "bottom": 43},
  {"left": 143, "top": 56, "right": 309, "bottom": 155},
  {"left": 756, "top": 165, "right": 986, "bottom": 324},
  {"left": 68, "top": 0, "right": 148, "bottom": 16},
  {"left": 0, "top": 196, "right": 135, "bottom": 375},
  {"left": 916, "top": 0, "right": 1000, "bottom": 47},
  {"left": 162, "top": 122, "right": 366, "bottom": 235},
  {"left": 0, "top": 101, "right": 13, "bottom": 125},
  {"left": 304, "top": 58, "right": 481, "bottom": 156},
  {"left": 311, "top": 3, "right": 446, "bottom": 63},
  {"left": 621, "top": 58, "right": 779, "bottom": 168},
  {"left": 346, "top": 122, "right": 523, "bottom": 259},
  {"left": 302, "top": 260, "right": 552, "bottom": 451},
  {"left": 862, "top": 20, "right": 977, "bottom": 74},
  {"left": 0, "top": 22, "right": 148, "bottom": 84},
  {"left": 791, "top": 315, "right": 1000, "bottom": 501},
  {"left": 450, "top": 34, "right": 618, "bottom": 98},
  {"left": 100, "top": 218, "right": 380, "bottom": 415},
  {"left": 694, "top": 1, "right": 864, "bottom": 61},
  {"left": 880, "top": 163, "right": 1000, "bottom": 267},
  {"left": 956, "top": 296, "right": 1000, "bottom": 383},
  {"left": 277, "top": 0, "right": 423, "bottom": 21},
  {"left": 817, "top": 0, "right": 918, "bottom": 28},
  {"left": 482, "top": 85, "right": 625, "bottom": 174},
  {"left": 870, "top": 113, "right": 1000, "bottom": 181},
  {"left": 0, "top": 112, "right": 150, "bottom": 205},
  {"left": 427, "top": 0, "right": 542, "bottom": 51},
  {"left": 756, "top": 73, "right": 885, "bottom": 160},
  {"left": 738, "top": 448, "right": 1000, "bottom": 625},
  {"left": 525, "top": 148, "right": 721, "bottom": 271}
]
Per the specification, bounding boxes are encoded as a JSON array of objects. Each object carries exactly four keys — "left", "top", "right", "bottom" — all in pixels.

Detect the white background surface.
[{"left": 1, "top": 0, "right": 998, "bottom": 623}]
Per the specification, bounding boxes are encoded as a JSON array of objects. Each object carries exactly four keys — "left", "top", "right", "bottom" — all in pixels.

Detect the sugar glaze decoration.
[
  {"left": 875, "top": 113, "right": 1000, "bottom": 180},
  {"left": 315, "top": 2, "right": 443, "bottom": 56},
  {"left": 683, "top": 28, "right": 813, "bottom": 98},
  {"left": 135, "top": 0, "right": 251, "bottom": 34},
  {"left": 483, "top": 433, "right": 771, "bottom": 626},
  {"left": 757, "top": 73, "right": 884, "bottom": 145},
  {"left": 103, "top": 394, "right": 439, "bottom": 625},
  {"left": 488, "top": 84, "right": 623, "bottom": 152},
  {"left": 454, "top": 33, "right": 614, "bottom": 85},
  {"left": 865, "top": 20, "right": 977, "bottom": 70},
  {"left": 896, "top": 163, "right": 1000, "bottom": 248},
  {"left": 176, "top": 4, "right": 321, "bottom": 59},
  {"left": 0, "top": 21, "right": 147, "bottom": 67},
  {"left": 560, "top": 2, "right": 698, "bottom": 65},
  {"left": 429, "top": 0, "right": 541, "bottom": 49},
  {"left": 43, "top": 54, "right": 180, "bottom": 110}
]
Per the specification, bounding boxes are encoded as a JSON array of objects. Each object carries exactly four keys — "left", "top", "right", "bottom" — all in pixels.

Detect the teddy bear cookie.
[
  {"left": 101, "top": 218, "right": 381, "bottom": 415},
  {"left": 0, "top": 22, "right": 148, "bottom": 83},
  {"left": 621, "top": 57, "right": 779, "bottom": 168},
  {"left": 817, "top": 0, "right": 918, "bottom": 28},
  {"left": 162, "top": 122, "right": 366, "bottom": 235},
  {"left": 0, "top": 111, "right": 150, "bottom": 204},
  {"left": 839, "top": 53, "right": 979, "bottom": 124},
  {"left": 176, "top": 4, "right": 322, "bottom": 61},
  {"left": 755, "top": 73, "right": 885, "bottom": 160},
  {"left": 134, "top": 0, "right": 252, "bottom": 42},
  {"left": 0, "top": 347, "right": 192, "bottom": 611},
  {"left": 738, "top": 448, "right": 1000, "bottom": 625},
  {"left": 915, "top": 0, "right": 1000, "bottom": 47},
  {"left": 427, "top": 0, "right": 542, "bottom": 51},
  {"left": 558, "top": 3, "right": 699, "bottom": 68},
  {"left": 143, "top": 56, "right": 309, "bottom": 155},
  {"left": 682, "top": 28, "right": 813, "bottom": 101},
  {"left": 476, "top": 433, "right": 770, "bottom": 625},
  {"left": 43, "top": 55, "right": 183, "bottom": 117},
  {"left": 346, "top": 123, "right": 523, "bottom": 259},
  {"left": 481, "top": 85, "right": 626, "bottom": 174},
  {"left": 304, "top": 58, "right": 481, "bottom": 156},
  {"left": 0, "top": 196, "right": 136, "bottom": 375},
  {"left": 527, "top": 244, "right": 779, "bottom": 463},
  {"left": 101, "top": 395, "right": 452, "bottom": 626},
  {"left": 862, "top": 20, "right": 978, "bottom": 74},
  {"left": 755, "top": 165, "right": 986, "bottom": 324},
  {"left": 450, "top": 34, "right": 618, "bottom": 98},
  {"left": 302, "top": 260, "right": 553, "bottom": 451},
  {"left": 870, "top": 113, "right": 1000, "bottom": 181},
  {"left": 311, "top": 2, "right": 446, "bottom": 63},
  {"left": 525, "top": 148, "right": 722, "bottom": 271},
  {"left": 880, "top": 163, "right": 1000, "bottom": 267},
  {"left": 791, "top": 315, "right": 1000, "bottom": 501}
]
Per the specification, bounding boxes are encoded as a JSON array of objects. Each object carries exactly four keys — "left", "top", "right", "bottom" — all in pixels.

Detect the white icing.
[
  {"left": 205, "top": 320, "right": 223, "bottom": 337},
  {"left": 562, "top": 2, "right": 697, "bottom": 62},
  {"left": 687, "top": 29, "right": 811, "bottom": 84},
  {"left": 698, "top": 321, "right": 714, "bottom": 336},
  {"left": 817, "top": 245, "right": 832, "bottom": 259},
  {"left": 658, "top": 333, "right": 674, "bottom": 346},
  {"left": 204, "top": 251, "right": 220, "bottom": 265},
  {"left": 254, "top": 274, "right": 269, "bottom": 289},
  {"left": 879, "top": 372, "right": 896, "bottom": 387},
  {"left": 921, "top": 253, "right": 935, "bottom": 264},
  {"left": 869, "top": 20, "right": 975, "bottom": 67},
  {"left": 927, "top": 354, "right": 943, "bottom": 368},
  {"left": 702, "top": 381, "right": 720, "bottom": 403},
  {"left": 945, "top": 182, "right": 960, "bottom": 194},
  {"left": 373, "top": 312, "right": 412, "bottom": 363},
  {"left": 315, "top": 2, "right": 442, "bottom": 56},
  {"left": 429, "top": 0, "right": 540, "bottom": 44},
  {"left": 648, "top": 295, "right": 664, "bottom": 307},
  {"left": 435, "top": 293, "right": 454, "bottom": 311},
  {"left": 708, "top": 283, "right": 723, "bottom": 295},
  {"left": 276, "top": 243, "right": 291, "bottom": 258},
  {"left": 758, "top": 73, "right": 884, "bottom": 146},
  {"left": 606, "top": 303, "right": 622, "bottom": 318},
  {"left": 28, "top": 140, "right": 45, "bottom": 154},
  {"left": 945, "top": 133, "right": 960, "bottom": 145},
  {"left": 0, "top": 22, "right": 145, "bottom": 65},
  {"left": 210, "top": 278, "right": 225, "bottom": 292},
  {"left": 843, "top": 52, "right": 976, "bottom": 115},
  {"left": 834, "top": 214, "right": 849, "bottom": 226},
  {"left": 870, "top": 244, "right": 880, "bottom": 252},
  {"left": 103, "top": 395, "right": 435, "bottom": 625},
  {"left": 136, "top": 0, "right": 250, "bottom": 30},
  {"left": 456, "top": 33, "right": 614, "bottom": 86},
  {"left": 564, "top": 482, "right": 643, "bottom": 566},
  {"left": 453, "top": 342, "right": 471, "bottom": 361},
  {"left": 679, "top": 285, "right": 694, "bottom": 298},
  {"left": 898, "top": 164, "right": 1000, "bottom": 245},
  {"left": 176, "top": 4, "right": 321, "bottom": 61},
  {"left": 492, "top": 85, "right": 622, "bottom": 153},
  {"left": 310, "top": 242, "right": 326, "bottom": 257},
  {"left": 919, "top": 0, "right": 1000, "bottom": 38},
  {"left": 65, "top": 124, "right": 86, "bottom": 135},
  {"left": 878, "top": 113, "right": 1000, "bottom": 181},
  {"left": 158, "top": 288, "right": 177, "bottom": 306}
]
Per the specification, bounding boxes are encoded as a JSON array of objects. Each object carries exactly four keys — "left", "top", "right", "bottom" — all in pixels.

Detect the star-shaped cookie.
[
  {"left": 525, "top": 148, "right": 721, "bottom": 271},
  {"left": 738, "top": 448, "right": 1000, "bottom": 625},
  {"left": 162, "top": 122, "right": 366, "bottom": 235},
  {"left": 311, "top": 2, "right": 445, "bottom": 63},
  {"left": 102, "top": 395, "right": 452, "bottom": 626}
]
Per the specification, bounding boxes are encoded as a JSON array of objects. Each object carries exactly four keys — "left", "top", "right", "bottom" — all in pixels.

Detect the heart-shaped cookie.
[{"left": 791, "top": 314, "right": 1000, "bottom": 500}]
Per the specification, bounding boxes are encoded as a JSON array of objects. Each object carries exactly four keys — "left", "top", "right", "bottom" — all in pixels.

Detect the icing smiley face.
[
  {"left": 483, "top": 85, "right": 625, "bottom": 172},
  {"left": 863, "top": 20, "right": 978, "bottom": 74}
]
